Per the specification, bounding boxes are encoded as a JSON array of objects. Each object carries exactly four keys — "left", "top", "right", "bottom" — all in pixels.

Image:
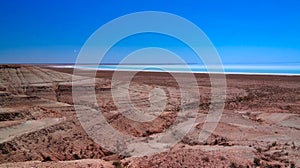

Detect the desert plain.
[{"left": 0, "top": 64, "right": 299, "bottom": 167}]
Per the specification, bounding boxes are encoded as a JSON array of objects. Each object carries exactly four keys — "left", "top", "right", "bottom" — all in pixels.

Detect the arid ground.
[{"left": 0, "top": 65, "right": 299, "bottom": 167}]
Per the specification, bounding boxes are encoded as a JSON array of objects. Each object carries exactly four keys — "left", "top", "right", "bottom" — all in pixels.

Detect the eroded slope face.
[{"left": 0, "top": 65, "right": 115, "bottom": 163}]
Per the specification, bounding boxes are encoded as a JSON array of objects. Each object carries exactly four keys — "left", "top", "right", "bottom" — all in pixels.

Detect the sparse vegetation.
[
  {"left": 291, "top": 142, "right": 296, "bottom": 150},
  {"left": 219, "top": 156, "right": 226, "bottom": 161},
  {"left": 253, "top": 157, "right": 260, "bottom": 166},
  {"left": 113, "top": 160, "right": 122, "bottom": 168},
  {"left": 290, "top": 162, "right": 295, "bottom": 168},
  {"left": 42, "top": 156, "right": 52, "bottom": 162},
  {"left": 229, "top": 162, "right": 237, "bottom": 168},
  {"left": 73, "top": 153, "right": 80, "bottom": 160},
  {"left": 201, "top": 156, "right": 209, "bottom": 162},
  {"left": 255, "top": 147, "right": 262, "bottom": 153}
]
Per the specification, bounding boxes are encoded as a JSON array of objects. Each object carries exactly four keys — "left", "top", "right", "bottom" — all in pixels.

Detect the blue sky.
[{"left": 0, "top": 0, "right": 300, "bottom": 64}]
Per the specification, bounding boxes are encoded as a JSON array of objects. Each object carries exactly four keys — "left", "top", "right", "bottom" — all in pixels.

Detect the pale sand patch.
[{"left": 0, "top": 117, "right": 65, "bottom": 143}]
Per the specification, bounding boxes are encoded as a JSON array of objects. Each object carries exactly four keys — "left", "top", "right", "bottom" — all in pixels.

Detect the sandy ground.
[{"left": 0, "top": 64, "right": 299, "bottom": 167}]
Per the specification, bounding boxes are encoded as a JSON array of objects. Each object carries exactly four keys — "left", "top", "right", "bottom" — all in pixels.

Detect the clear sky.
[{"left": 0, "top": 0, "right": 300, "bottom": 64}]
